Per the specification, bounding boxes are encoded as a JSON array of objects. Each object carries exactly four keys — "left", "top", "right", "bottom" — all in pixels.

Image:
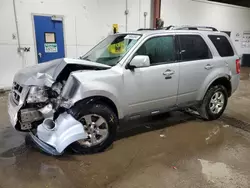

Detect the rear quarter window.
[{"left": 208, "top": 35, "right": 234, "bottom": 57}]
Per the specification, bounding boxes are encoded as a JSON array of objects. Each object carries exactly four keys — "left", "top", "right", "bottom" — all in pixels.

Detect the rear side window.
[
  {"left": 178, "top": 35, "right": 211, "bottom": 61},
  {"left": 136, "top": 36, "right": 175, "bottom": 65},
  {"left": 208, "top": 35, "right": 234, "bottom": 57}
]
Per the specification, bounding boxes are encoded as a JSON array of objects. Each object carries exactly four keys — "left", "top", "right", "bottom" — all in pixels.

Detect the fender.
[
  {"left": 63, "top": 77, "right": 124, "bottom": 119},
  {"left": 196, "top": 67, "right": 231, "bottom": 101}
]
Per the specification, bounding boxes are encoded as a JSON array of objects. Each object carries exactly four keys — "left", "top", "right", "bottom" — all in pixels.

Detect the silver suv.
[{"left": 8, "top": 26, "right": 240, "bottom": 155}]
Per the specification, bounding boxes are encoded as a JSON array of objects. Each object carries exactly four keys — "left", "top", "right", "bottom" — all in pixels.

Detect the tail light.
[{"left": 236, "top": 59, "right": 241, "bottom": 74}]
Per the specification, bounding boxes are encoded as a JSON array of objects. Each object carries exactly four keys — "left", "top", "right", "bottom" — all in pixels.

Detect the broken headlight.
[{"left": 26, "top": 86, "right": 48, "bottom": 103}]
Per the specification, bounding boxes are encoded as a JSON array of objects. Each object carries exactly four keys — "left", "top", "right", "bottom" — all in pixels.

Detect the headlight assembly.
[{"left": 26, "top": 86, "right": 48, "bottom": 103}]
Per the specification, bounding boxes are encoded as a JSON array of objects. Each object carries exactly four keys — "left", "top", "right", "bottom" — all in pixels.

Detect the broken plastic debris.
[
  {"left": 172, "top": 166, "right": 177, "bottom": 170},
  {"left": 223, "top": 124, "right": 230, "bottom": 128},
  {"left": 160, "top": 134, "right": 166, "bottom": 138}
]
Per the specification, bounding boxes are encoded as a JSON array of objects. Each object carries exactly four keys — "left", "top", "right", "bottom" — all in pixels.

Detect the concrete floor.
[{"left": 0, "top": 69, "right": 250, "bottom": 188}]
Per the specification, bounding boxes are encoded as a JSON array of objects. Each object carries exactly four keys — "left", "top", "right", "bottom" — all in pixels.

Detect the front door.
[
  {"left": 123, "top": 35, "right": 179, "bottom": 117},
  {"left": 34, "top": 15, "right": 65, "bottom": 63}
]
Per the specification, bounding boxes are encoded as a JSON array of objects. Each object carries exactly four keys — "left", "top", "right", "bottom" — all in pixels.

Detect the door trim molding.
[{"left": 31, "top": 13, "right": 67, "bottom": 64}]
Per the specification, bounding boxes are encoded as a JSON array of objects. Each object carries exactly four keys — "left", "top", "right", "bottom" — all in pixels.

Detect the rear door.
[{"left": 176, "top": 34, "right": 214, "bottom": 104}]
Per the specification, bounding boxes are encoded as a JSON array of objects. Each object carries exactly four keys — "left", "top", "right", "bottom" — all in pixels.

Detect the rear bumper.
[{"left": 231, "top": 74, "right": 240, "bottom": 94}]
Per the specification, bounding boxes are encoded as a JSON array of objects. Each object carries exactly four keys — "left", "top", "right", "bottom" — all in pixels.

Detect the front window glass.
[
  {"left": 81, "top": 34, "right": 141, "bottom": 66},
  {"left": 136, "top": 36, "right": 175, "bottom": 65}
]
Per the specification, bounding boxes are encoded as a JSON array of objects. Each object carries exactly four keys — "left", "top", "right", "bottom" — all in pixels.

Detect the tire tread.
[{"left": 198, "top": 85, "right": 228, "bottom": 120}]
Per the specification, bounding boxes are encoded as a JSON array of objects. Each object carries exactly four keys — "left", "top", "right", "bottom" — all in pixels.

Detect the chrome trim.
[
  {"left": 8, "top": 84, "right": 30, "bottom": 128},
  {"left": 12, "top": 82, "right": 23, "bottom": 105}
]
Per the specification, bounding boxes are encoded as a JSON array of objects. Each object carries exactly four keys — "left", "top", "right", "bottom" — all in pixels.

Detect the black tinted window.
[
  {"left": 136, "top": 36, "right": 175, "bottom": 65},
  {"left": 208, "top": 35, "right": 234, "bottom": 57},
  {"left": 178, "top": 35, "right": 211, "bottom": 61}
]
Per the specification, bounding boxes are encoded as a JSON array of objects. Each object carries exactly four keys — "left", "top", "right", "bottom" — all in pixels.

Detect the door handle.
[
  {"left": 180, "top": 50, "right": 186, "bottom": 54},
  {"left": 163, "top": 69, "right": 175, "bottom": 79},
  {"left": 205, "top": 64, "right": 213, "bottom": 70},
  {"left": 38, "top": 52, "right": 42, "bottom": 58},
  {"left": 163, "top": 69, "right": 175, "bottom": 76}
]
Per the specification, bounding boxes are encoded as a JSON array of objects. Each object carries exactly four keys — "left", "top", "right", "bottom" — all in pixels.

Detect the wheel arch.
[
  {"left": 198, "top": 76, "right": 232, "bottom": 101},
  {"left": 69, "top": 96, "right": 119, "bottom": 119},
  {"left": 209, "top": 77, "right": 232, "bottom": 97}
]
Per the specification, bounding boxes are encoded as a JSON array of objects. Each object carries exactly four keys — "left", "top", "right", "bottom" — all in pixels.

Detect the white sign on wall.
[
  {"left": 44, "top": 43, "right": 58, "bottom": 53},
  {"left": 235, "top": 33, "right": 241, "bottom": 42},
  {"left": 242, "top": 32, "right": 250, "bottom": 48}
]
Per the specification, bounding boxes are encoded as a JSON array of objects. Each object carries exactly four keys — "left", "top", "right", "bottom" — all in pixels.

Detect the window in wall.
[
  {"left": 45, "top": 32, "right": 56, "bottom": 43},
  {"left": 178, "top": 35, "right": 212, "bottom": 61},
  {"left": 208, "top": 35, "right": 234, "bottom": 57},
  {"left": 136, "top": 36, "right": 175, "bottom": 65}
]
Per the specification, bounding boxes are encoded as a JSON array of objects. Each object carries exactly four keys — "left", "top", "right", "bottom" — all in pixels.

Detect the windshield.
[{"left": 81, "top": 34, "right": 141, "bottom": 66}]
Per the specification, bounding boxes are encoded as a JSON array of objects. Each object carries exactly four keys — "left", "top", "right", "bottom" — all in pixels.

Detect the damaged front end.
[{"left": 8, "top": 58, "right": 110, "bottom": 155}]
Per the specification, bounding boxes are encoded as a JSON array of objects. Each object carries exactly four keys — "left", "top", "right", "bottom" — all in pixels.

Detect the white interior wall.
[
  {"left": 0, "top": 0, "right": 151, "bottom": 89},
  {"left": 2, "top": 0, "right": 249, "bottom": 89},
  {"left": 161, "top": 0, "right": 250, "bottom": 56}
]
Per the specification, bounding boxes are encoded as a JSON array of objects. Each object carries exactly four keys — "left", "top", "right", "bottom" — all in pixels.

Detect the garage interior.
[{"left": 0, "top": 0, "right": 250, "bottom": 187}]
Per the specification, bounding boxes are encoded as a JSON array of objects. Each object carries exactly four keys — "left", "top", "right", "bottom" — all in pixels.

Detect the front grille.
[{"left": 12, "top": 82, "right": 23, "bottom": 104}]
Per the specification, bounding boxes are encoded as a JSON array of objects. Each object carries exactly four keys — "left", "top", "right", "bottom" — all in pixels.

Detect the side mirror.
[{"left": 129, "top": 55, "right": 150, "bottom": 69}]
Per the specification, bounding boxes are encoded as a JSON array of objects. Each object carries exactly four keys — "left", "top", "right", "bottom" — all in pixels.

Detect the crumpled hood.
[{"left": 14, "top": 58, "right": 110, "bottom": 86}]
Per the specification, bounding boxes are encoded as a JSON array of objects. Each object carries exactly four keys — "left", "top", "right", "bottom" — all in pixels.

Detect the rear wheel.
[
  {"left": 70, "top": 103, "right": 118, "bottom": 154},
  {"left": 199, "top": 85, "right": 228, "bottom": 120}
]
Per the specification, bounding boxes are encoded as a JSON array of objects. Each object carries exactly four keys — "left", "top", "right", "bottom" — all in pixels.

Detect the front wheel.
[
  {"left": 70, "top": 103, "right": 118, "bottom": 154},
  {"left": 198, "top": 85, "right": 228, "bottom": 120}
]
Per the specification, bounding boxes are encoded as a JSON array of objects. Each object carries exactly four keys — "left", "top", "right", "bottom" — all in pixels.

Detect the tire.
[
  {"left": 70, "top": 103, "right": 118, "bottom": 154},
  {"left": 198, "top": 85, "right": 228, "bottom": 120}
]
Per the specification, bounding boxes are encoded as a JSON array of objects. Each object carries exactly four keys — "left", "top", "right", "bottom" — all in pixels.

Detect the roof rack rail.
[
  {"left": 137, "top": 26, "right": 174, "bottom": 31},
  {"left": 137, "top": 26, "right": 218, "bottom": 32},
  {"left": 171, "top": 26, "right": 218, "bottom": 31},
  {"left": 164, "top": 25, "right": 175, "bottom": 30},
  {"left": 137, "top": 28, "right": 156, "bottom": 31}
]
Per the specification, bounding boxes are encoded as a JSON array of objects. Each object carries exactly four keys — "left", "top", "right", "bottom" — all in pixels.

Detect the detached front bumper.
[
  {"left": 27, "top": 132, "right": 62, "bottom": 156},
  {"left": 29, "top": 112, "right": 88, "bottom": 155}
]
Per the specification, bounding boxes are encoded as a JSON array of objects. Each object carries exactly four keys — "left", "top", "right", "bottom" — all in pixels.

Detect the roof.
[
  {"left": 117, "top": 26, "right": 225, "bottom": 37},
  {"left": 120, "top": 29, "right": 223, "bottom": 37}
]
